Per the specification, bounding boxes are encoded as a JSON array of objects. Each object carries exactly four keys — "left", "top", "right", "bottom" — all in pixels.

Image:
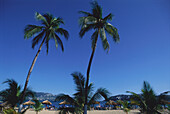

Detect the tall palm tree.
[
  {"left": 79, "top": 1, "right": 119, "bottom": 113},
  {"left": 21, "top": 12, "right": 69, "bottom": 105},
  {"left": 0, "top": 79, "right": 35, "bottom": 109},
  {"left": 55, "top": 72, "right": 110, "bottom": 114},
  {"left": 127, "top": 81, "right": 170, "bottom": 114}
]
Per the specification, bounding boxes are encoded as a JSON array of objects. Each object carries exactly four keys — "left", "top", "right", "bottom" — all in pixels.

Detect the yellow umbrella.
[
  {"left": 59, "top": 100, "right": 70, "bottom": 105},
  {"left": 91, "top": 101, "right": 100, "bottom": 104},
  {"left": 42, "top": 100, "right": 52, "bottom": 105},
  {"left": 106, "top": 100, "right": 117, "bottom": 105},
  {"left": 23, "top": 100, "right": 35, "bottom": 105}
]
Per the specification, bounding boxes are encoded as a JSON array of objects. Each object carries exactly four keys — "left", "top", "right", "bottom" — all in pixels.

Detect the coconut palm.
[
  {"left": 79, "top": 1, "right": 119, "bottom": 113},
  {"left": 21, "top": 12, "right": 69, "bottom": 105},
  {"left": 0, "top": 79, "right": 35, "bottom": 109},
  {"left": 32, "top": 99, "right": 43, "bottom": 114},
  {"left": 117, "top": 100, "right": 130, "bottom": 114},
  {"left": 127, "top": 81, "right": 170, "bottom": 114},
  {"left": 55, "top": 72, "right": 110, "bottom": 114}
]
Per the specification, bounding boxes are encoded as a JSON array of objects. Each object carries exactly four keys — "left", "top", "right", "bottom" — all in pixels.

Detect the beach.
[{"left": 25, "top": 109, "right": 141, "bottom": 114}]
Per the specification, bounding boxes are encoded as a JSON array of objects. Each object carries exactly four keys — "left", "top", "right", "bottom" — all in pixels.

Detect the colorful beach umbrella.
[
  {"left": 59, "top": 100, "right": 70, "bottom": 105},
  {"left": 91, "top": 101, "right": 100, "bottom": 104},
  {"left": 23, "top": 100, "right": 35, "bottom": 105},
  {"left": 106, "top": 100, "right": 117, "bottom": 105},
  {"left": 42, "top": 100, "right": 52, "bottom": 105}
]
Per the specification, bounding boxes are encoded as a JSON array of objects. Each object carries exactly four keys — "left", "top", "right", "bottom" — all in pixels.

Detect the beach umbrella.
[
  {"left": 59, "top": 100, "right": 70, "bottom": 105},
  {"left": 106, "top": 100, "right": 117, "bottom": 105},
  {"left": 42, "top": 100, "right": 52, "bottom": 105},
  {"left": 91, "top": 101, "right": 100, "bottom": 104},
  {"left": 161, "top": 100, "right": 170, "bottom": 105},
  {"left": 23, "top": 100, "right": 35, "bottom": 105}
]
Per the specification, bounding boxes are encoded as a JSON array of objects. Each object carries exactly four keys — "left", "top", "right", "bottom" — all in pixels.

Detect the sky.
[{"left": 0, "top": 0, "right": 170, "bottom": 97}]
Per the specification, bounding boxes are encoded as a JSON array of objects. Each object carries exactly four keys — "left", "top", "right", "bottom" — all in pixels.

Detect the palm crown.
[
  {"left": 55, "top": 72, "right": 110, "bottom": 113},
  {"left": 0, "top": 79, "right": 35, "bottom": 108},
  {"left": 20, "top": 12, "right": 69, "bottom": 107},
  {"left": 24, "top": 12, "right": 69, "bottom": 53},
  {"left": 79, "top": 1, "right": 119, "bottom": 52},
  {"left": 127, "top": 81, "right": 170, "bottom": 114}
]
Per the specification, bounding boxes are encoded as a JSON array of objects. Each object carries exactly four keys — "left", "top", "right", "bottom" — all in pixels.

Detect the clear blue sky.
[{"left": 0, "top": 0, "right": 170, "bottom": 96}]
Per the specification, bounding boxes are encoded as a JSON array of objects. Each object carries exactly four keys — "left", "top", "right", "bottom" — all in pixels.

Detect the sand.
[{"left": 25, "top": 109, "right": 141, "bottom": 114}]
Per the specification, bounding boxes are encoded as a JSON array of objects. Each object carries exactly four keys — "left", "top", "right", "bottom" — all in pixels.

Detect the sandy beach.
[{"left": 25, "top": 109, "right": 141, "bottom": 114}]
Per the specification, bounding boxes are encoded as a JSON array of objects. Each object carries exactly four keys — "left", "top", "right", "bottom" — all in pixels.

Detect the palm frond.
[
  {"left": 91, "top": 1, "right": 102, "bottom": 19},
  {"left": 71, "top": 72, "right": 85, "bottom": 94},
  {"left": 55, "top": 94, "right": 75, "bottom": 105},
  {"left": 100, "top": 27, "right": 110, "bottom": 52},
  {"left": 88, "top": 83, "right": 94, "bottom": 95},
  {"left": 79, "top": 16, "right": 97, "bottom": 27},
  {"left": 89, "top": 88, "right": 110, "bottom": 104},
  {"left": 24, "top": 25, "right": 43, "bottom": 39},
  {"left": 32, "top": 31, "right": 45, "bottom": 49},
  {"left": 54, "top": 34, "right": 64, "bottom": 52},
  {"left": 35, "top": 12, "right": 48, "bottom": 26},
  {"left": 52, "top": 17, "right": 64, "bottom": 25},
  {"left": 79, "top": 11, "right": 93, "bottom": 16},
  {"left": 55, "top": 28, "right": 69, "bottom": 40},
  {"left": 43, "top": 13, "right": 53, "bottom": 25},
  {"left": 24, "top": 88, "right": 35, "bottom": 99},
  {"left": 105, "top": 23, "right": 119, "bottom": 42},
  {"left": 126, "top": 91, "right": 147, "bottom": 110},
  {"left": 103, "top": 13, "right": 114, "bottom": 22},
  {"left": 79, "top": 23, "right": 95, "bottom": 38}
]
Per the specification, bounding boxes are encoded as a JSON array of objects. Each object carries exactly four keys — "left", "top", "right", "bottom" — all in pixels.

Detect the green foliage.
[
  {"left": 127, "top": 81, "right": 170, "bottom": 114},
  {"left": 117, "top": 100, "right": 130, "bottom": 114},
  {"left": 32, "top": 99, "right": 43, "bottom": 114},
  {"left": 3, "top": 108, "right": 18, "bottom": 114},
  {"left": 24, "top": 12, "right": 69, "bottom": 53},
  {"left": 55, "top": 72, "right": 110, "bottom": 114},
  {"left": 0, "top": 79, "right": 35, "bottom": 108},
  {"left": 79, "top": 1, "right": 119, "bottom": 51}
]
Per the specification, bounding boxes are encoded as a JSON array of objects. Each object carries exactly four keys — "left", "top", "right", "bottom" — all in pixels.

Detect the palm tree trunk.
[
  {"left": 84, "top": 30, "right": 99, "bottom": 114},
  {"left": 20, "top": 37, "right": 46, "bottom": 107}
]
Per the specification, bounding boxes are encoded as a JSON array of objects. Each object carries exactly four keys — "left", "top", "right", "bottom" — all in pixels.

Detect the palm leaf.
[
  {"left": 89, "top": 88, "right": 110, "bottom": 105},
  {"left": 24, "top": 25, "right": 43, "bottom": 39},
  {"left": 55, "top": 28, "right": 69, "bottom": 40},
  {"left": 54, "top": 34, "right": 64, "bottom": 52},
  {"left": 126, "top": 91, "right": 147, "bottom": 110},
  {"left": 91, "top": 1, "right": 102, "bottom": 19},
  {"left": 35, "top": 12, "right": 48, "bottom": 26},
  {"left": 52, "top": 17, "right": 64, "bottom": 25},
  {"left": 55, "top": 94, "right": 76, "bottom": 105},
  {"left": 105, "top": 23, "right": 119, "bottom": 42},
  {"left": 100, "top": 27, "right": 110, "bottom": 52},
  {"left": 71, "top": 72, "right": 85, "bottom": 95},
  {"left": 32, "top": 31, "right": 45, "bottom": 49},
  {"left": 79, "top": 11, "right": 93, "bottom": 16},
  {"left": 79, "top": 23, "right": 96, "bottom": 38},
  {"left": 103, "top": 13, "right": 114, "bottom": 22},
  {"left": 79, "top": 16, "right": 97, "bottom": 27}
]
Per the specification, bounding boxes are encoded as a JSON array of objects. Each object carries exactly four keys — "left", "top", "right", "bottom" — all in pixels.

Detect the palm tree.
[
  {"left": 55, "top": 72, "right": 110, "bottom": 114},
  {"left": 21, "top": 12, "right": 69, "bottom": 105},
  {"left": 127, "top": 81, "right": 170, "bottom": 114},
  {"left": 79, "top": 1, "right": 119, "bottom": 113},
  {"left": 32, "top": 99, "right": 43, "bottom": 114},
  {"left": 0, "top": 79, "right": 35, "bottom": 110},
  {"left": 117, "top": 100, "right": 130, "bottom": 114}
]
